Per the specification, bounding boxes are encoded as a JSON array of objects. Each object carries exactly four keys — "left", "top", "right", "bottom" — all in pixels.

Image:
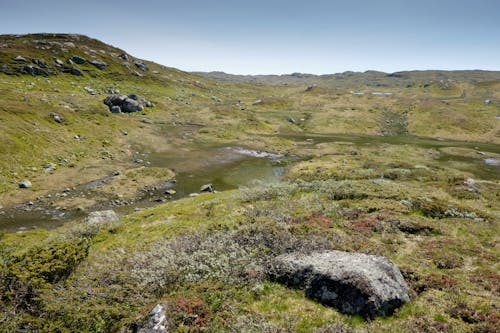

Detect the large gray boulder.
[{"left": 269, "top": 251, "right": 409, "bottom": 319}]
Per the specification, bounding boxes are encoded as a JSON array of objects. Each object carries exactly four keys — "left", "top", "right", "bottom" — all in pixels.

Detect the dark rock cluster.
[{"left": 104, "top": 94, "right": 154, "bottom": 113}]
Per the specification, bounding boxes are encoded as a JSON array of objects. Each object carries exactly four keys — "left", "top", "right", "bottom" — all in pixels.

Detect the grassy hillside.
[{"left": 0, "top": 34, "right": 499, "bottom": 332}]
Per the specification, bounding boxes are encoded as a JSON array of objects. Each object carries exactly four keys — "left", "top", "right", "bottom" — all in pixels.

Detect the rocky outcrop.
[
  {"left": 269, "top": 250, "right": 410, "bottom": 319},
  {"left": 104, "top": 94, "right": 154, "bottom": 113},
  {"left": 19, "top": 65, "right": 48, "bottom": 76}
]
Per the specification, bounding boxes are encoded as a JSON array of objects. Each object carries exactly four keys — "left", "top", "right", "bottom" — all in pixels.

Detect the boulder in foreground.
[{"left": 269, "top": 250, "right": 409, "bottom": 319}]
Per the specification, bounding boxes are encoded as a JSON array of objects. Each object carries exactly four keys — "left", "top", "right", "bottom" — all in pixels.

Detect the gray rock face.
[
  {"left": 89, "top": 59, "right": 107, "bottom": 69},
  {"left": 71, "top": 55, "right": 86, "bottom": 64},
  {"left": 84, "top": 210, "right": 118, "bottom": 224},
  {"left": 18, "top": 179, "right": 32, "bottom": 189},
  {"left": 269, "top": 251, "right": 410, "bottom": 319},
  {"left": 137, "top": 303, "right": 168, "bottom": 332}
]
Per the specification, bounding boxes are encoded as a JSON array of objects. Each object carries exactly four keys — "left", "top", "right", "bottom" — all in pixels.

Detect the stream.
[{"left": 0, "top": 133, "right": 499, "bottom": 232}]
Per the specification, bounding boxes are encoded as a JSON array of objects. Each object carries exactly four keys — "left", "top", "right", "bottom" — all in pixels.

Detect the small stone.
[
  {"left": 18, "top": 179, "right": 32, "bottom": 188},
  {"left": 71, "top": 55, "right": 86, "bottom": 64},
  {"left": 165, "top": 189, "right": 176, "bottom": 195},
  {"left": 89, "top": 59, "right": 107, "bottom": 69},
  {"left": 200, "top": 184, "right": 214, "bottom": 192},
  {"left": 70, "top": 67, "right": 83, "bottom": 76}
]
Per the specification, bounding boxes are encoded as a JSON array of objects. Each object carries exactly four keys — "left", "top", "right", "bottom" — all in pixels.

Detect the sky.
[{"left": 1, "top": 0, "right": 499, "bottom": 74}]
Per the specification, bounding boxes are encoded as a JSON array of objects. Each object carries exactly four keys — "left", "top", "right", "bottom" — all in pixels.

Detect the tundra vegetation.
[{"left": 0, "top": 34, "right": 499, "bottom": 332}]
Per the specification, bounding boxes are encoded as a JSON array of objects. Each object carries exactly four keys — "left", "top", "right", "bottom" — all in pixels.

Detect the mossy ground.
[{"left": 0, "top": 34, "right": 499, "bottom": 332}]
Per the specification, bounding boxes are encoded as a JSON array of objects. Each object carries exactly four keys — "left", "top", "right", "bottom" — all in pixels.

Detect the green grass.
[{"left": 0, "top": 33, "right": 499, "bottom": 332}]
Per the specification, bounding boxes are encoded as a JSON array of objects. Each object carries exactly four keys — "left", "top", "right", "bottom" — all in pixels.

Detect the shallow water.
[{"left": 0, "top": 145, "right": 286, "bottom": 232}]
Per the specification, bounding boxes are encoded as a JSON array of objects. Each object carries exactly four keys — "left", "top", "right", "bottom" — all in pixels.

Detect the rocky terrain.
[{"left": 0, "top": 34, "right": 499, "bottom": 332}]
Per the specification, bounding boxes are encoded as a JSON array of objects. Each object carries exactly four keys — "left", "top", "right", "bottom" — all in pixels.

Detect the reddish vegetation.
[
  {"left": 170, "top": 295, "right": 211, "bottom": 330},
  {"left": 413, "top": 273, "right": 457, "bottom": 294}
]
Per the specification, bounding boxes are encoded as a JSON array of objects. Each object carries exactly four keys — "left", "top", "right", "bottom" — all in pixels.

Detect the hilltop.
[{"left": 0, "top": 34, "right": 499, "bottom": 332}]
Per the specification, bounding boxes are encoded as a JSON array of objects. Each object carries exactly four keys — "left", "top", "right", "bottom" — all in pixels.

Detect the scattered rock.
[
  {"left": 252, "top": 99, "right": 262, "bottom": 105},
  {"left": 485, "top": 99, "right": 491, "bottom": 105},
  {"left": 18, "top": 179, "right": 33, "bottom": 189},
  {"left": 132, "top": 71, "right": 144, "bottom": 77},
  {"left": 306, "top": 84, "right": 315, "bottom": 91},
  {"left": 287, "top": 117, "right": 296, "bottom": 124},
  {"left": 13, "top": 55, "right": 28, "bottom": 62},
  {"left": 350, "top": 150, "right": 358, "bottom": 155},
  {"left": 200, "top": 184, "right": 214, "bottom": 193},
  {"left": 43, "top": 163, "right": 56, "bottom": 173},
  {"left": 71, "top": 55, "right": 86, "bottom": 64},
  {"left": 84, "top": 87, "right": 97, "bottom": 95},
  {"left": 463, "top": 178, "right": 475, "bottom": 186},
  {"left": 89, "top": 59, "right": 107, "bottom": 69},
  {"left": 84, "top": 210, "right": 118, "bottom": 224},
  {"left": 32, "top": 58, "right": 49, "bottom": 68},
  {"left": 137, "top": 303, "right": 168, "bottom": 332},
  {"left": 165, "top": 189, "right": 176, "bottom": 195},
  {"left": 134, "top": 61, "right": 148, "bottom": 71},
  {"left": 118, "top": 53, "right": 129, "bottom": 61},
  {"left": 49, "top": 112, "right": 63, "bottom": 123},
  {"left": 189, "top": 193, "right": 199, "bottom": 197},
  {"left": 70, "top": 67, "right": 83, "bottom": 76},
  {"left": 269, "top": 250, "right": 410, "bottom": 319}
]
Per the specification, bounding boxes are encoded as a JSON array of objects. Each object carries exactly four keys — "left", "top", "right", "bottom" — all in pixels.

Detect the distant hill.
[{"left": 194, "top": 70, "right": 500, "bottom": 88}]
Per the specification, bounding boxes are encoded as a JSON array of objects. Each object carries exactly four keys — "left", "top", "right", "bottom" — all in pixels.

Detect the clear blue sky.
[{"left": 1, "top": 0, "right": 499, "bottom": 74}]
